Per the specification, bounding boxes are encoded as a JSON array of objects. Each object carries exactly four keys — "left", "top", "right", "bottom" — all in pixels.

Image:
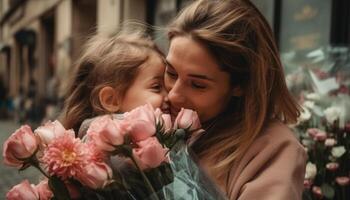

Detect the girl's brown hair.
[
  {"left": 61, "top": 30, "right": 163, "bottom": 132},
  {"left": 168, "top": 0, "right": 301, "bottom": 181}
]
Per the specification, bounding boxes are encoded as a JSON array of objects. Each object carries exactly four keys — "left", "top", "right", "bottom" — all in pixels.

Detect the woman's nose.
[{"left": 167, "top": 80, "right": 186, "bottom": 106}]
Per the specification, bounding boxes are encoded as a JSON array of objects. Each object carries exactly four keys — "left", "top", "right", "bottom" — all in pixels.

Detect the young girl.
[{"left": 61, "top": 30, "right": 169, "bottom": 133}]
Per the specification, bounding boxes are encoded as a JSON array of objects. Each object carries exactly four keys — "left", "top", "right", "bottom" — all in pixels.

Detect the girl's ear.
[
  {"left": 231, "top": 86, "right": 243, "bottom": 97},
  {"left": 99, "top": 86, "right": 120, "bottom": 112}
]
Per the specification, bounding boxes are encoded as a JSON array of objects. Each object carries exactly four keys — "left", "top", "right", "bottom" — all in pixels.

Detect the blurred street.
[{"left": 0, "top": 119, "right": 41, "bottom": 198}]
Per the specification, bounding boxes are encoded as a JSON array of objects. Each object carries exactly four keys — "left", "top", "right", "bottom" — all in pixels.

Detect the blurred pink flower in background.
[
  {"left": 336, "top": 177, "right": 350, "bottom": 186},
  {"left": 77, "top": 161, "right": 113, "bottom": 189}
]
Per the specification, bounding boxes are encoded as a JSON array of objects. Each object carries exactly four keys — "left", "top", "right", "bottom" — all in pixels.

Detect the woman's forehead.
[{"left": 166, "top": 36, "right": 221, "bottom": 75}]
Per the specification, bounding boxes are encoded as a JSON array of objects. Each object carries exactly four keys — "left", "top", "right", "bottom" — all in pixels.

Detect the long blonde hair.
[
  {"left": 168, "top": 0, "right": 301, "bottom": 180},
  {"left": 61, "top": 30, "right": 163, "bottom": 132}
]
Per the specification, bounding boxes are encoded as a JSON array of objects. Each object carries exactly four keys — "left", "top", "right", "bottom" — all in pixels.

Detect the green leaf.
[
  {"left": 48, "top": 176, "right": 71, "bottom": 200},
  {"left": 321, "top": 183, "right": 335, "bottom": 199}
]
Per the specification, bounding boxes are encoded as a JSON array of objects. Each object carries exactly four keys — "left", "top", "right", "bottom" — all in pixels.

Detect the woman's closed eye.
[
  {"left": 166, "top": 70, "right": 178, "bottom": 79},
  {"left": 190, "top": 80, "right": 207, "bottom": 89}
]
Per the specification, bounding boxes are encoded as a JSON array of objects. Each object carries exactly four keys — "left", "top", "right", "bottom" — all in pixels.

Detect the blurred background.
[{"left": 0, "top": 0, "right": 349, "bottom": 199}]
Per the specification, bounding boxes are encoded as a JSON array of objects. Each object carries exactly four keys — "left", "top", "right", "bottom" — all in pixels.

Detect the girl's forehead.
[{"left": 138, "top": 53, "right": 165, "bottom": 76}]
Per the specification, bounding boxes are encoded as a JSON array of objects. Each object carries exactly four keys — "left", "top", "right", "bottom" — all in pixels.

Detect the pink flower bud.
[
  {"left": 133, "top": 137, "right": 168, "bottom": 170},
  {"left": 325, "top": 162, "right": 339, "bottom": 171},
  {"left": 77, "top": 161, "right": 113, "bottom": 189},
  {"left": 174, "top": 108, "right": 201, "bottom": 131},
  {"left": 336, "top": 176, "right": 350, "bottom": 186},
  {"left": 34, "top": 120, "right": 66, "bottom": 145},
  {"left": 3, "top": 125, "right": 38, "bottom": 167},
  {"left": 87, "top": 115, "right": 126, "bottom": 152},
  {"left": 6, "top": 180, "right": 39, "bottom": 200},
  {"left": 124, "top": 104, "right": 157, "bottom": 142},
  {"left": 35, "top": 180, "right": 53, "bottom": 200},
  {"left": 161, "top": 114, "right": 172, "bottom": 132}
]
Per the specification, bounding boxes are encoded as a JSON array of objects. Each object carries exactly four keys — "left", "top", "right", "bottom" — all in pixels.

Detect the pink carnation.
[{"left": 41, "top": 132, "right": 89, "bottom": 180}]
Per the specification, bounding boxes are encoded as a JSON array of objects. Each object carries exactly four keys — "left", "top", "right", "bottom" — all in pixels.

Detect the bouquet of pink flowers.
[{"left": 3, "top": 104, "right": 226, "bottom": 200}]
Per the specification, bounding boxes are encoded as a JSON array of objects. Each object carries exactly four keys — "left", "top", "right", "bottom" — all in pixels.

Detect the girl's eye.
[
  {"left": 191, "top": 81, "right": 206, "bottom": 89},
  {"left": 151, "top": 84, "right": 162, "bottom": 92}
]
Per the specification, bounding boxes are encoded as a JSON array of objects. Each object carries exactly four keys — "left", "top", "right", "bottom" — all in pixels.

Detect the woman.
[{"left": 164, "top": 0, "right": 307, "bottom": 199}]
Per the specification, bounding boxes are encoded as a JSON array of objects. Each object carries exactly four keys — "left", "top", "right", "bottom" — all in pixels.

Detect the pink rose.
[
  {"left": 124, "top": 104, "right": 157, "bottom": 142},
  {"left": 34, "top": 120, "right": 66, "bottom": 145},
  {"left": 336, "top": 176, "right": 350, "bottom": 186},
  {"left": 174, "top": 108, "right": 201, "bottom": 131},
  {"left": 87, "top": 115, "right": 126, "bottom": 152},
  {"left": 6, "top": 180, "right": 39, "bottom": 200},
  {"left": 77, "top": 162, "right": 113, "bottom": 189},
  {"left": 326, "top": 162, "right": 339, "bottom": 171},
  {"left": 3, "top": 125, "right": 38, "bottom": 167},
  {"left": 35, "top": 180, "right": 53, "bottom": 200},
  {"left": 133, "top": 137, "right": 168, "bottom": 170},
  {"left": 161, "top": 114, "right": 172, "bottom": 132}
]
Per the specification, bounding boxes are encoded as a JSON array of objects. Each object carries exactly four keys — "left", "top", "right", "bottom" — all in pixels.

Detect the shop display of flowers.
[{"left": 284, "top": 47, "right": 350, "bottom": 200}]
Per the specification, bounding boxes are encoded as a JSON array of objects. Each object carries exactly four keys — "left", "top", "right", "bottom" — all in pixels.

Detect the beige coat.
[{"left": 196, "top": 121, "right": 307, "bottom": 200}]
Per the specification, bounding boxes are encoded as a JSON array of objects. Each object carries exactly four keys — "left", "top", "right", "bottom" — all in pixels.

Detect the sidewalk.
[{"left": 0, "top": 119, "right": 41, "bottom": 198}]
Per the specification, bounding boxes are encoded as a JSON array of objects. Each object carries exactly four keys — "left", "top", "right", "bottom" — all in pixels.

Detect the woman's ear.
[
  {"left": 99, "top": 86, "right": 120, "bottom": 112},
  {"left": 231, "top": 86, "right": 243, "bottom": 97}
]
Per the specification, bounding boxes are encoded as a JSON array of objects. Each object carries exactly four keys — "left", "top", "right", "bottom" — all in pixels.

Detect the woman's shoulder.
[
  {"left": 257, "top": 120, "right": 303, "bottom": 148},
  {"left": 226, "top": 120, "right": 307, "bottom": 199}
]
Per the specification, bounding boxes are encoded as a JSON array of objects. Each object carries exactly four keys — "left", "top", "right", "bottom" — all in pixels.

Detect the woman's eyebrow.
[
  {"left": 165, "top": 59, "right": 215, "bottom": 81},
  {"left": 164, "top": 59, "right": 174, "bottom": 69},
  {"left": 188, "top": 74, "right": 215, "bottom": 81}
]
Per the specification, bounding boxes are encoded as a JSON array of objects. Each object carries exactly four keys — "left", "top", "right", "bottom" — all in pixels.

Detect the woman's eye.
[
  {"left": 166, "top": 70, "right": 178, "bottom": 79},
  {"left": 191, "top": 81, "right": 206, "bottom": 89}
]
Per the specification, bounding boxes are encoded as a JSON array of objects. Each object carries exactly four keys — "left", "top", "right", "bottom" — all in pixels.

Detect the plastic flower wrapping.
[
  {"left": 282, "top": 47, "right": 350, "bottom": 200},
  {"left": 2, "top": 104, "right": 227, "bottom": 200}
]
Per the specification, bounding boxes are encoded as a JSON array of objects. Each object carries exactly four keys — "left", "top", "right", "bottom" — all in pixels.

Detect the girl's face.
[
  {"left": 119, "top": 53, "right": 170, "bottom": 113},
  {"left": 165, "top": 36, "right": 234, "bottom": 123}
]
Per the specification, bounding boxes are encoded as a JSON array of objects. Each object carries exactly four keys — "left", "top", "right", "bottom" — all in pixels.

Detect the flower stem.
[
  {"left": 32, "top": 163, "right": 50, "bottom": 178},
  {"left": 130, "top": 155, "right": 160, "bottom": 200}
]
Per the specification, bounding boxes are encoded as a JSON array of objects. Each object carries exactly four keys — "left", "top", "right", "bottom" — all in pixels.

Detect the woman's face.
[{"left": 165, "top": 36, "right": 234, "bottom": 123}]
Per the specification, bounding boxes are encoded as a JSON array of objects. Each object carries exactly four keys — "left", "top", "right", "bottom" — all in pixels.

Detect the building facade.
[{"left": 0, "top": 0, "right": 349, "bottom": 114}]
